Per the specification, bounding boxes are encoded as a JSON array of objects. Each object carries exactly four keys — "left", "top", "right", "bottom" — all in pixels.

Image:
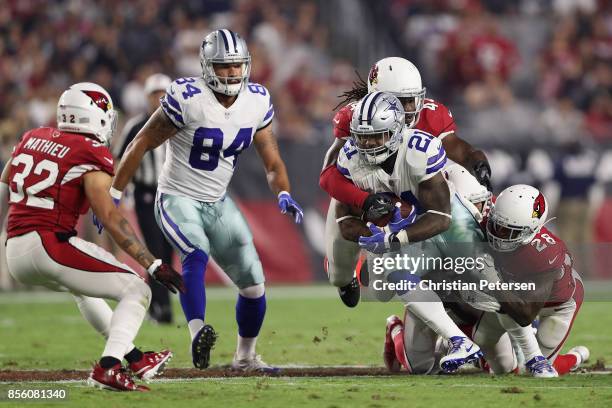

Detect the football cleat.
[
  {"left": 129, "top": 349, "right": 173, "bottom": 381},
  {"left": 192, "top": 324, "right": 217, "bottom": 369},
  {"left": 568, "top": 346, "right": 590, "bottom": 371},
  {"left": 439, "top": 336, "right": 483, "bottom": 373},
  {"left": 231, "top": 354, "right": 280, "bottom": 374},
  {"left": 526, "top": 355, "right": 558, "bottom": 378},
  {"left": 383, "top": 315, "right": 403, "bottom": 372},
  {"left": 338, "top": 277, "right": 360, "bottom": 308},
  {"left": 87, "top": 363, "right": 149, "bottom": 392}
]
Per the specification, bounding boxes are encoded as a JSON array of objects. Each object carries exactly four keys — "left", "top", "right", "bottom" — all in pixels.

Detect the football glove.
[
  {"left": 383, "top": 204, "right": 417, "bottom": 234},
  {"left": 148, "top": 260, "right": 185, "bottom": 294},
  {"left": 362, "top": 193, "right": 395, "bottom": 221},
  {"left": 278, "top": 191, "right": 303, "bottom": 224},
  {"left": 473, "top": 161, "right": 492, "bottom": 192},
  {"left": 358, "top": 223, "right": 399, "bottom": 254}
]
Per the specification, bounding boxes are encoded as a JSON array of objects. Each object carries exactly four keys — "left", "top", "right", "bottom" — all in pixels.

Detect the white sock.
[
  {"left": 188, "top": 319, "right": 205, "bottom": 341},
  {"left": 236, "top": 335, "right": 257, "bottom": 360},
  {"left": 73, "top": 294, "right": 135, "bottom": 355},
  {"left": 497, "top": 313, "right": 541, "bottom": 363},
  {"left": 102, "top": 280, "right": 150, "bottom": 360},
  {"left": 401, "top": 287, "right": 465, "bottom": 340}
]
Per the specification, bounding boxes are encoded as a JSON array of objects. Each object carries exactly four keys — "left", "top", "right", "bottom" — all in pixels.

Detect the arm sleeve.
[
  {"left": 332, "top": 105, "right": 354, "bottom": 139},
  {"left": 258, "top": 87, "right": 275, "bottom": 130},
  {"left": 407, "top": 134, "right": 447, "bottom": 183},
  {"left": 319, "top": 165, "right": 369, "bottom": 208},
  {"left": 159, "top": 81, "right": 187, "bottom": 129}
]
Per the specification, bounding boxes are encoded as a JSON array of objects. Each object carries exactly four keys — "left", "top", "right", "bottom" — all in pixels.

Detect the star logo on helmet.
[
  {"left": 532, "top": 193, "right": 546, "bottom": 219},
  {"left": 384, "top": 97, "right": 400, "bottom": 112},
  {"left": 368, "top": 64, "right": 379, "bottom": 86},
  {"left": 82, "top": 90, "right": 111, "bottom": 113}
]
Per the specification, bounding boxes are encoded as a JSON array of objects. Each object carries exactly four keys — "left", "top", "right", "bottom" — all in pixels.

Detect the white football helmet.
[
  {"left": 200, "top": 29, "right": 251, "bottom": 96},
  {"left": 367, "top": 57, "right": 426, "bottom": 128},
  {"left": 350, "top": 92, "right": 405, "bottom": 165},
  {"left": 487, "top": 184, "right": 549, "bottom": 252},
  {"left": 445, "top": 164, "right": 491, "bottom": 220},
  {"left": 57, "top": 82, "right": 117, "bottom": 146}
]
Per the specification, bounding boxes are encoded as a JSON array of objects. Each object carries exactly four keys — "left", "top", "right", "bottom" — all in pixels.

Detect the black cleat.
[
  {"left": 191, "top": 324, "right": 217, "bottom": 369},
  {"left": 338, "top": 277, "right": 360, "bottom": 308}
]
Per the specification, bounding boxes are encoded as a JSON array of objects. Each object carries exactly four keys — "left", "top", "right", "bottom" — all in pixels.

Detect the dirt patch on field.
[
  {"left": 0, "top": 364, "right": 607, "bottom": 382},
  {"left": 0, "top": 367, "right": 403, "bottom": 382}
]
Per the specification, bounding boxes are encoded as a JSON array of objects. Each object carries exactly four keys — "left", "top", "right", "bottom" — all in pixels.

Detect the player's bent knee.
[
  {"left": 120, "top": 275, "right": 152, "bottom": 307},
  {"left": 239, "top": 283, "right": 265, "bottom": 299}
]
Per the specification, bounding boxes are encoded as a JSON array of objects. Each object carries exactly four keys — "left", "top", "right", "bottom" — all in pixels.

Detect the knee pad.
[{"left": 121, "top": 275, "right": 152, "bottom": 307}]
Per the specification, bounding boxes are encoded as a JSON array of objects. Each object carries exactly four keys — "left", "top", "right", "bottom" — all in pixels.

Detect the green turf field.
[{"left": 1, "top": 286, "right": 611, "bottom": 407}]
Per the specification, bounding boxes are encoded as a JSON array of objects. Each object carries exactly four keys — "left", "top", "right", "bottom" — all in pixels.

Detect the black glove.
[
  {"left": 151, "top": 263, "right": 186, "bottom": 294},
  {"left": 473, "top": 161, "right": 492, "bottom": 192},
  {"left": 362, "top": 193, "right": 395, "bottom": 221}
]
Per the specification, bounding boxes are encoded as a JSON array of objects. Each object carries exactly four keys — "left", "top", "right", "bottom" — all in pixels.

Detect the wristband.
[
  {"left": 109, "top": 187, "right": 123, "bottom": 200},
  {"left": 146, "top": 259, "right": 162, "bottom": 276},
  {"left": 278, "top": 190, "right": 290, "bottom": 198},
  {"left": 395, "top": 230, "right": 409, "bottom": 243}
]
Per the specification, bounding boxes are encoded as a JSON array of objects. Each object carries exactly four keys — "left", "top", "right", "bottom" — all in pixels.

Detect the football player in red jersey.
[
  {"left": 321, "top": 57, "right": 490, "bottom": 307},
  {"left": 0, "top": 82, "right": 185, "bottom": 392},
  {"left": 474, "top": 185, "right": 587, "bottom": 376}
]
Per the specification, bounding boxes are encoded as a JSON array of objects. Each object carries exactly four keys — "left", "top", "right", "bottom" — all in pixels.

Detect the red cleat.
[
  {"left": 87, "top": 363, "right": 149, "bottom": 392},
  {"left": 384, "top": 315, "right": 404, "bottom": 372},
  {"left": 129, "top": 350, "right": 173, "bottom": 381}
]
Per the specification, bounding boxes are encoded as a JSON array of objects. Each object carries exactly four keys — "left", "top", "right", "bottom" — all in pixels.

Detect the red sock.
[
  {"left": 391, "top": 326, "right": 411, "bottom": 372},
  {"left": 553, "top": 354, "right": 578, "bottom": 375}
]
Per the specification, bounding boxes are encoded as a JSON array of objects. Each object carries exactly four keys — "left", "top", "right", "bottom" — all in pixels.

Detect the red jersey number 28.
[{"left": 10, "top": 153, "right": 59, "bottom": 209}]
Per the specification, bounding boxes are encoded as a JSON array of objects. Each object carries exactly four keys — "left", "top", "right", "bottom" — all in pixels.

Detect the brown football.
[{"left": 350, "top": 195, "right": 414, "bottom": 227}]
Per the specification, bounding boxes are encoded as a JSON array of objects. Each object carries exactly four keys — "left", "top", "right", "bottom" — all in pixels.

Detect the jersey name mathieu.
[
  {"left": 7, "top": 127, "right": 114, "bottom": 239},
  {"left": 336, "top": 128, "right": 448, "bottom": 203},
  {"left": 159, "top": 77, "right": 274, "bottom": 202},
  {"left": 333, "top": 98, "right": 456, "bottom": 140}
]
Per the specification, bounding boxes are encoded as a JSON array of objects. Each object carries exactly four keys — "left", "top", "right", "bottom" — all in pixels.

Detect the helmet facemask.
[
  {"left": 486, "top": 214, "right": 538, "bottom": 252},
  {"left": 352, "top": 129, "right": 400, "bottom": 165},
  {"left": 203, "top": 58, "right": 251, "bottom": 96},
  {"left": 397, "top": 88, "right": 426, "bottom": 129}
]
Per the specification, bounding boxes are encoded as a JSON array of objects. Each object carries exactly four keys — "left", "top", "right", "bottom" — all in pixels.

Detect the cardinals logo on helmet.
[
  {"left": 82, "top": 90, "right": 112, "bottom": 113},
  {"left": 532, "top": 193, "right": 546, "bottom": 219},
  {"left": 368, "top": 64, "right": 379, "bottom": 86}
]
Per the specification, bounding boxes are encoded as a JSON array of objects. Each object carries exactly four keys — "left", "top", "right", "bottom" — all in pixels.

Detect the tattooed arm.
[
  {"left": 84, "top": 171, "right": 156, "bottom": 269},
  {"left": 112, "top": 107, "right": 178, "bottom": 192},
  {"left": 253, "top": 123, "right": 291, "bottom": 195}
]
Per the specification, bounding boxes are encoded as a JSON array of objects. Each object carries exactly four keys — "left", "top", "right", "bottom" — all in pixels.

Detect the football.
[{"left": 363, "top": 195, "right": 414, "bottom": 227}]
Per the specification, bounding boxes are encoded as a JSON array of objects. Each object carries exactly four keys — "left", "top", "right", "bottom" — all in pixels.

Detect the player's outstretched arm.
[
  {"left": 442, "top": 134, "right": 491, "bottom": 190},
  {"left": 253, "top": 124, "right": 303, "bottom": 223},
  {"left": 84, "top": 170, "right": 185, "bottom": 293},
  {"left": 112, "top": 108, "right": 178, "bottom": 193}
]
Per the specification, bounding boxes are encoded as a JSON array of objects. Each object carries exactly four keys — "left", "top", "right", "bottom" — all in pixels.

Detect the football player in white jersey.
[
  {"left": 111, "top": 29, "right": 303, "bottom": 372},
  {"left": 335, "top": 91, "right": 486, "bottom": 373}
]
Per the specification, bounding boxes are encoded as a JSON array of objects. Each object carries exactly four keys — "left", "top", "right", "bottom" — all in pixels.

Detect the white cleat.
[
  {"left": 439, "top": 336, "right": 483, "bottom": 373},
  {"left": 231, "top": 354, "right": 280, "bottom": 374},
  {"left": 568, "top": 346, "right": 590, "bottom": 371},
  {"left": 526, "top": 355, "right": 558, "bottom": 378}
]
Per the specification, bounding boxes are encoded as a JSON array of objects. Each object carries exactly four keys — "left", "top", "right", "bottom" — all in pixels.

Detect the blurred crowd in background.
[{"left": 0, "top": 0, "right": 610, "bottom": 250}]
